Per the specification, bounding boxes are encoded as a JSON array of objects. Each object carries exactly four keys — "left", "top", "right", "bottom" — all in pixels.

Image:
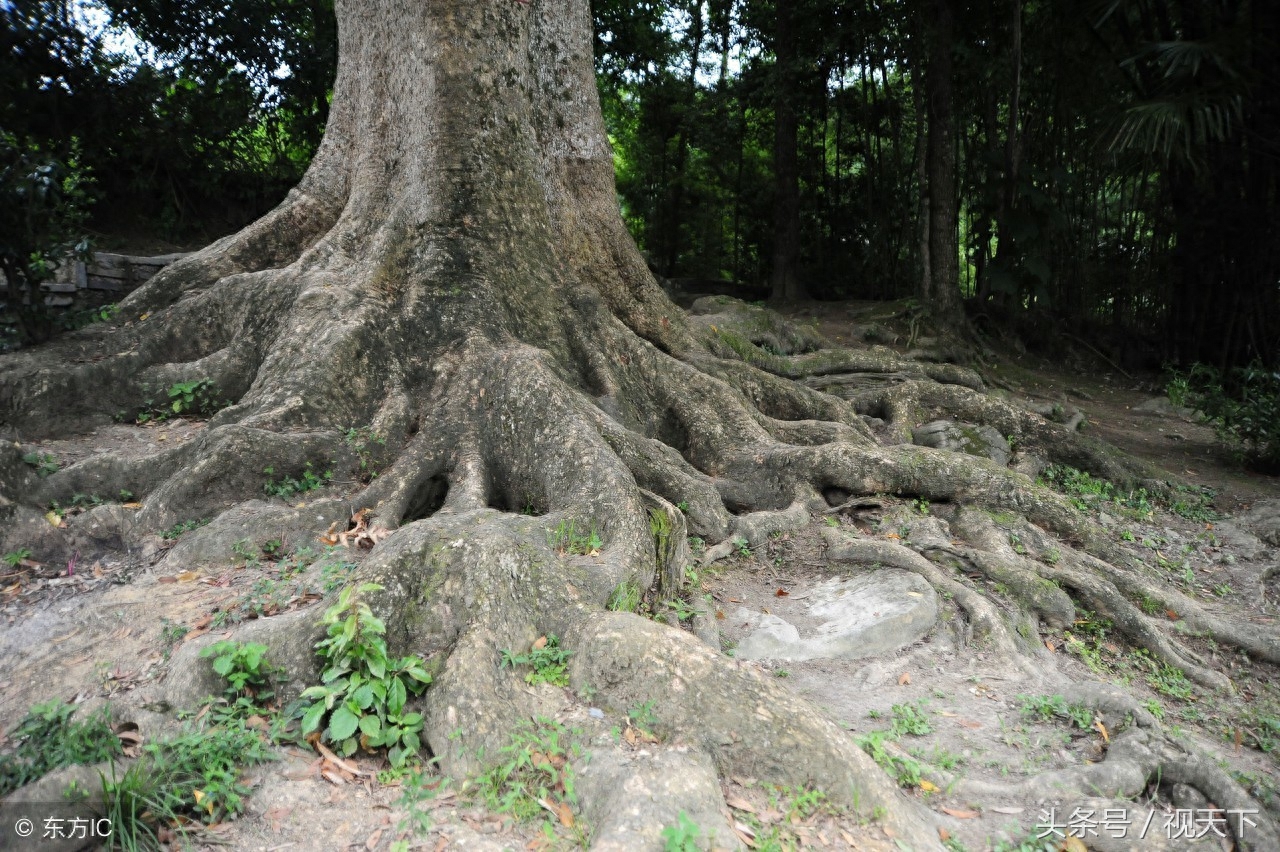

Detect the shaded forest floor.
[{"left": 2, "top": 298, "right": 1278, "bottom": 851}]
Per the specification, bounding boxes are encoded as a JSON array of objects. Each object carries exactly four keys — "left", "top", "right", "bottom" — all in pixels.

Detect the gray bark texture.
[{"left": 1, "top": 2, "right": 1276, "bottom": 849}]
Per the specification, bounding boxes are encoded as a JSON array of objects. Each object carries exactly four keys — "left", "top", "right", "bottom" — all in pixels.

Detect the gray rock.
[
  {"left": 576, "top": 747, "right": 742, "bottom": 850},
  {"left": 912, "top": 419, "right": 1011, "bottom": 466},
  {"left": 1211, "top": 521, "right": 1265, "bottom": 561},
  {"left": 1133, "top": 396, "right": 1195, "bottom": 419},
  {"left": 1234, "top": 499, "right": 1280, "bottom": 547},
  {"left": 734, "top": 570, "right": 939, "bottom": 661},
  {"left": 1010, "top": 451, "right": 1047, "bottom": 480}
]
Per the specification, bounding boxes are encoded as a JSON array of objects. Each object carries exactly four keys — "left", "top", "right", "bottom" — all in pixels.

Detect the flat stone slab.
[{"left": 734, "top": 570, "right": 939, "bottom": 662}]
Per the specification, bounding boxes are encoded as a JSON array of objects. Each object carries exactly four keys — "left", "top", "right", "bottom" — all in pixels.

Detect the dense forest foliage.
[{"left": 3, "top": 0, "right": 1277, "bottom": 373}]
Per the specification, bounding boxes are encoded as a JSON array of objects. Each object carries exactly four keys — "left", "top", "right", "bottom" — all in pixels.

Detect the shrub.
[
  {"left": 1168, "top": 362, "right": 1280, "bottom": 472},
  {"left": 0, "top": 132, "right": 94, "bottom": 346}
]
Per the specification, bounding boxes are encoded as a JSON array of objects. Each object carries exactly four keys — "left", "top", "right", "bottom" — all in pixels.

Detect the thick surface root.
[{"left": 4, "top": 143, "right": 1277, "bottom": 851}]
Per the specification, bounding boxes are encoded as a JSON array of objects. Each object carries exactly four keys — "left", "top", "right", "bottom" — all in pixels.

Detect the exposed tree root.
[{"left": 2, "top": 0, "right": 1276, "bottom": 842}]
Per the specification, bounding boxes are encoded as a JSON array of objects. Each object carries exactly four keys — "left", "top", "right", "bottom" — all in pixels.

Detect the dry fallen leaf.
[
  {"left": 898, "top": 672, "right": 911, "bottom": 686},
  {"left": 365, "top": 828, "right": 383, "bottom": 850},
  {"left": 1061, "top": 837, "right": 1088, "bottom": 852},
  {"left": 732, "top": 822, "right": 758, "bottom": 848},
  {"left": 532, "top": 635, "right": 548, "bottom": 650},
  {"left": 1094, "top": 719, "right": 1109, "bottom": 743},
  {"left": 725, "top": 795, "right": 756, "bottom": 813},
  {"left": 940, "top": 807, "right": 979, "bottom": 819},
  {"left": 315, "top": 741, "right": 365, "bottom": 776},
  {"left": 919, "top": 779, "right": 939, "bottom": 793},
  {"left": 989, "top": 806, "right": 1023, "bottom": 815},
  {"left": 774, "top": 588, "right": 789, "bottom": 597}
]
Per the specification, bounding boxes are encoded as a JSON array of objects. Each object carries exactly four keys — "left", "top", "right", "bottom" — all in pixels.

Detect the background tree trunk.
[
  {"left": 770, "top": 0, "right": 803, "bottom": 302},
  {"left": 920, "top": 0, "right": 963, "bottom": 324}
]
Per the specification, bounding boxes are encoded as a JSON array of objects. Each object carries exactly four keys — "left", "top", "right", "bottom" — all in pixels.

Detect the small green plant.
[
  {"left": 167, "top": 379, "right": 224, "bottom": 416},
  {"left": 733, "top": 536, "right": 751, "bottom": 558},
  {"left": 1169, "top": 485, "right": 1221, "bottom": 521},
  {"left": 912, "top": 497, "right": 930, "bottom": 515},
  {"left": 658, "top": 597, "right": 697, "bottom": 624},
  {"left": 21, "top": 451, "right": 59, "bottom": 476},
  {"left": 607, "top": 579, "right": 641, "bottom": 613},
  {"left": 823, "top": 515, "right": 840, "bottom": 527},
  {"left": 500, "top": 635, "right": 572, "bottom": 687},
  {"left": 890, "top": 701, "right": 932, "bottom": 737},
  {"left": 158, "top": 618, "right": 189, "bottom": 660},
  {"left": 1146, "top": 661, "right": 1195, "bottom": 700},
  {"left": 546, "top": 519, "right": 602, "bottom": 555},
  {"left": 201, "top": 640, "right": 281, "bottom": 703},
  {"left": 299, "top": 583, "right": 433, "bottom": 767},
  {"left": 232, "top": 537, "right": 258, "bottom": 565},
  {"left": 0, "top": 700, "right": 120, "bottom": 796},
  {"left": 263, "top": 462, "right": 333, "bottom": 499},
  {"left": 135, "top": 379, "right": 227, "bottom": 423},
  {"left": 102, "top": 715, "right": 274, "bottom": 841},
  {"left": 1038, "top": 463, "right": 1153, "bottom": 519},
  {"left": 1016, "top": 694, "right": 1093, "bottom": 730},
  {"left": 395, "top": 764, "right": 447, "bottom": 839},
  {"left": 161, "top": 517, "right": 209, "bottom": 540},
  {"left": 318, "top": 554, "right": 359, "bottom": 593},
  {"left": 990, "top": 829, "right": 1059, "bottom": 852},
  {"left": 662, "top": 812, "right": 703, "bottom": 851},
  {"left": 1242, "top": 710, "right": 1280, "bottom": 753},
  {"left": 345, "top": 426, "right": 388, "bottom": 482},
  {"left": 3, "top": 547, "right": 32, "bottom": 567},
  {"left": 1142, "top": 699, "right": 1166, "bottom": 722},
  {"left": 628, "top": 700, "right": 660, "bottom": 737},
  {"left": 855, "top": 730, "right": 925, "bottom": 788},
  {"left": 471, "top": 718, "right": 578, "bottom": 824}
]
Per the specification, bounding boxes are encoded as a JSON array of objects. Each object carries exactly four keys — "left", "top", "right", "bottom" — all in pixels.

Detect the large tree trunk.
[{"left": 2, "top": 1, "right": 1277, "bottom": 848}]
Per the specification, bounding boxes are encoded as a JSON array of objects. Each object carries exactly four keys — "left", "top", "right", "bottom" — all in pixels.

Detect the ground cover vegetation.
[{"left": 1, "top": 0, "right": 1278, "bottom": 849}]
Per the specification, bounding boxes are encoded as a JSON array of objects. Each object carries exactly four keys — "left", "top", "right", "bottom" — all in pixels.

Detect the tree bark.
[{"left": 920, "top": 0, "right": 963, "bottom": 323}]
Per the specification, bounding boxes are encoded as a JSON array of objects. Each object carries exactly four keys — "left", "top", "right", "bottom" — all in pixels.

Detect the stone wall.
[{"left": 38, "top": 252, "right": 189, "bottom": 307}]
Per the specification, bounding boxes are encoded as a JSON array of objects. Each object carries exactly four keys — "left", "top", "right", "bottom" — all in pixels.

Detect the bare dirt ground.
[{"left": 2, "top": 299, "right": 1277, "bottom": 851}]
